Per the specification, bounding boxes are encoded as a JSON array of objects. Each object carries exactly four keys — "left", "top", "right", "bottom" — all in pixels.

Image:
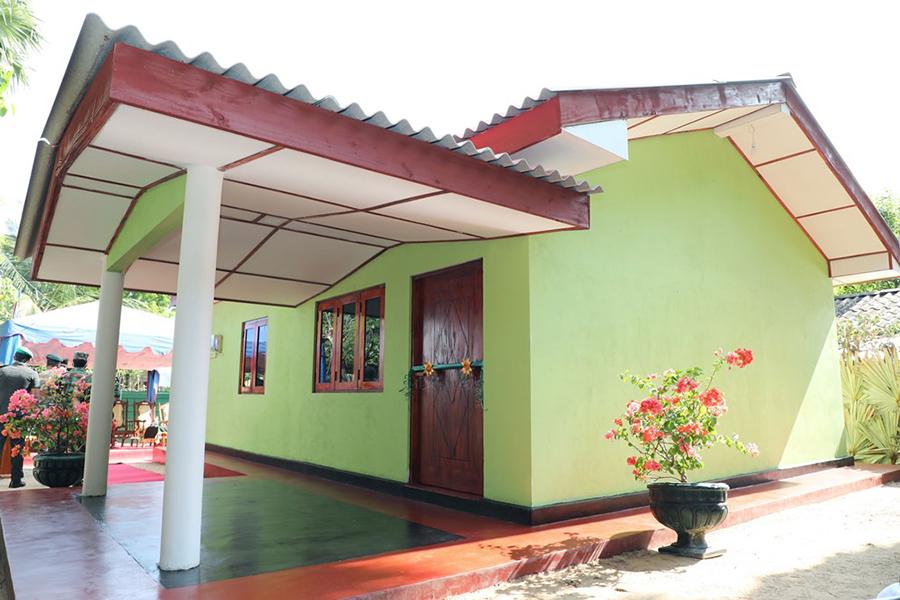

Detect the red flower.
[
  {"left": 614, "top": 418, "right": 623, "bottom": 426},
  {"left": 726, "top": 348, "right": 754, "bottom": 369},
  {"left": 677, "top": 422, "right": 702, "bottom": 435},
  {"left": 645, "top": 460, "right": 661, "bottom": 471},
  {"left": 605, "top": 429, "right": 616, "bottom": 440},
  {"left": 626, "top": 456, "right": 637, "bottom": 466},
  {"left": 640, "top": 398, "right": 664, "bottom": 416},
  {"left": 700, "top": 388, "right": 724, "bottom": 408}
]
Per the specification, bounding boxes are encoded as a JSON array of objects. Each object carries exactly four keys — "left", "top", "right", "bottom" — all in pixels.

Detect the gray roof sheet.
[
  {"left": 17, "top": 14, "right": 598, "bottom": 259},
  {"left": 456, "top": 89, "right": 557, "bottom": 141},
  {"left": 16, "top": 13, "right": 602, "bottom": 258},
  {"left": 835, "top": 288, "right": 900, "bottom": 321}
]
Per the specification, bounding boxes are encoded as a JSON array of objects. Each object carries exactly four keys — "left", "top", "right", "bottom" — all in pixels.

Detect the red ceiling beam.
[
  {"left": 31, "top": 51, "right": 119, "bottom": 280},
  {"left": 104, "top": 44, "right": 589, "bottom": 228}
]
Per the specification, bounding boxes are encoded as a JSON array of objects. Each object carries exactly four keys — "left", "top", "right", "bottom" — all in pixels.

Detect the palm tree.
[{"left": 0, "top": 0, "right": 41, "bottom": 89}]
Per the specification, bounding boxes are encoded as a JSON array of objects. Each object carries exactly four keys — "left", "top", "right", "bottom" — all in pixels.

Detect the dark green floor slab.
[{"left": 79, "top": 478, "right": 463, "bottom": 589}]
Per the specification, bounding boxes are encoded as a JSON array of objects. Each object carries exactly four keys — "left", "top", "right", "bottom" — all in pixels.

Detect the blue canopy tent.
[{"left": 0, "top": 301, "right": 173, "bottom": 370}]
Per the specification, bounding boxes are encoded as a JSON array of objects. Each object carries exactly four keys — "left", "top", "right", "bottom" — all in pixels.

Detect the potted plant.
[
  {"left": 606, "top": 348, "right": 759, "bottom": 559},
  {"left": 0, "top": 367, "right": 92, "bottom": 488}
]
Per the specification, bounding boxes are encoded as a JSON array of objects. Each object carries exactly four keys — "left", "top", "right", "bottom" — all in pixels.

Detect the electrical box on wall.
[{"left": 210, "top": 334, "right": 223, "bottom": 357}]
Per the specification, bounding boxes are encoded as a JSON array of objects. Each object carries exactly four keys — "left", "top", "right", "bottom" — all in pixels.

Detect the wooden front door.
[{"left": 411, "top": 261, "right": 484, "bottom": 496}]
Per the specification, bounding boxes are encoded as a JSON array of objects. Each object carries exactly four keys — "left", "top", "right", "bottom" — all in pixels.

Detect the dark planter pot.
[
  {"left": 32, "top": 453, "right": 85, "bottom": 488},
  {"left": 647, "top": 482, "right": 729, "bottom": 559}
]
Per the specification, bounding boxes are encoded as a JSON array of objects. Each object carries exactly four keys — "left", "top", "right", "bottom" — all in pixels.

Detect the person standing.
[
  {"left": 46, "top": 354, "right": 64, "bottom": 369},
  {"left": 0, "top": 347, "right": 40, "bottom": 488},
  {"left": 61, "top": 351, "right": 91, "bottom": 402}
]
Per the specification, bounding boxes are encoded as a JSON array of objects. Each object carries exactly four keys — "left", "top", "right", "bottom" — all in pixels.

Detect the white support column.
[
  {"left": 82, "top": 262, "right": 124, "bottom": 497},
  {"left": 159, "top": 165, "right": 223, "bottom": 571}
]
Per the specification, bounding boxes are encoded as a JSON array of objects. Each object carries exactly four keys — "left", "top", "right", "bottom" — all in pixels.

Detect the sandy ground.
[{"left": 457, "top": 482, "right": 900, "bottom": 600}]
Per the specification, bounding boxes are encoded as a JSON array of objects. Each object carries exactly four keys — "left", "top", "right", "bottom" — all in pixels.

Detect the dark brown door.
[{"left": 411, "top": 260, "right": 484, "bottom": 496}]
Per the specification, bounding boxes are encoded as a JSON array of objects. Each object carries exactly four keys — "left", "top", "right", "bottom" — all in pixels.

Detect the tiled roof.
[{"left": 834, "top": 288, "right": 900, "bottom": 320}]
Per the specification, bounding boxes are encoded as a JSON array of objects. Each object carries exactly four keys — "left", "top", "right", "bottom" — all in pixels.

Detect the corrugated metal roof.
[
  {"left": 17, "top": 14, "right": 598, "bottom": 260},
  {"left": 456, "top": 89, "right": 557, "bottom": 141}
]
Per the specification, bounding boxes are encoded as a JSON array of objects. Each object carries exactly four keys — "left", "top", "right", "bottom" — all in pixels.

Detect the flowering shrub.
[
  {"left": 0, "top": 367, "right": 91, "bottom": 457},
  {"left": 606, "top": 348, "right": 759, "bottom": 483}
]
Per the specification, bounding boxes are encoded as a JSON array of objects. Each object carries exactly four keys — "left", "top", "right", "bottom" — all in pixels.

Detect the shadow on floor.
[{"left": 79, "top": 478, "right": 463, "bottom": 589}]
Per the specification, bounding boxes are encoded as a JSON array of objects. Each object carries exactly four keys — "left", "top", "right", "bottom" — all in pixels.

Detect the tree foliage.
[
  {"left": 0, "top": 235, "right": 173, "bottom": 319},
  {"left": 835, "top": 191, "right": 900, "bottom": 296},
  {"left": 0, "top": 0, "right": 41, "bottom": 116}
]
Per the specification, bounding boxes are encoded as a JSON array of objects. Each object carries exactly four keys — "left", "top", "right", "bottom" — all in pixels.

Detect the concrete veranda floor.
[{"left": 0, "top": 453, "right": 897, "bottom": 600}]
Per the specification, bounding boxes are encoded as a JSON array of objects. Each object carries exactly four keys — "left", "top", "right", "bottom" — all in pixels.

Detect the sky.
[{"left": 1, "top": 0, "right": 898, "bottom": 232}]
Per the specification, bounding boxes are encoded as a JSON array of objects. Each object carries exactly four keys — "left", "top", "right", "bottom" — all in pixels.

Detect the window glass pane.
[
  {"left": 318, "top": 307, "right": 334, "bottom": 384},
  {"left": 340, "top": 302, "right": 356, "bottom": 382},
  {"left": 255, "top": 325, "right": 267, "bottom": 389},
  {"left": 363, "top": 296, "right": 382, "bottom": 382},
  {"left": 242, "top": 327, "right": 256, "bottom": 389}
]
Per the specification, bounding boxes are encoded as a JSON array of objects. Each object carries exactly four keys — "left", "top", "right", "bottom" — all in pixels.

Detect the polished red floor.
[{"left": 0, "top": 453, "right": 897, "bottom": 600}]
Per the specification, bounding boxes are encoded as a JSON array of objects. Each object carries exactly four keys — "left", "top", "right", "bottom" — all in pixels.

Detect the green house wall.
[
  {"left": 526, "top": 131, "right": 843, "bottom": 506},
  {"left": 205, "top": 239, "right": 535, "bottom": 507},
  {"left": 204, "top": 130, "right": 844, "bottom": 509}
]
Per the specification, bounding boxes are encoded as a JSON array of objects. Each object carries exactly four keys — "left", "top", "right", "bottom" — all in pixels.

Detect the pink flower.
[
  {"left": 625, "top": 401, "right": 640, "bottom": 417},
  {"left": 676, "top": 377, "right": 698, "bottom": 393},
  {"left": 746, "top": 443, "right": 759, "bottom": 457},
  {"left": 645, "top": 460, "right": 661, "bottom": 472},
  {"left": 642, "top": 426, "right": 663, "bottom": 443},
  {"left": 605, "top": 430, "right": 616, "bottom": 440}
]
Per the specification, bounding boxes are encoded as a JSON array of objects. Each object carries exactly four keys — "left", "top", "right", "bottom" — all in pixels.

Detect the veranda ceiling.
[{"left": 19, "top": 15, "right": 596, "bottom": 307}]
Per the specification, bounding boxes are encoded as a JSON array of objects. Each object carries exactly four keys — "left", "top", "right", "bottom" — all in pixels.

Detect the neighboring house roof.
[
  {"left": 835, "top": 288, "right": 900, "bottom": 321},
  {"left": 16, "top": 13, "right": 597, "bottom": 263},
  {"left": 457, "top": 81, "right": 900, "bottom": 287}
]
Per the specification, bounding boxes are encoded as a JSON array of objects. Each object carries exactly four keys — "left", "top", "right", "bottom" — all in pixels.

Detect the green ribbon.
[{"left": 409, "top": 360, "right": 484, "bottom": 373}]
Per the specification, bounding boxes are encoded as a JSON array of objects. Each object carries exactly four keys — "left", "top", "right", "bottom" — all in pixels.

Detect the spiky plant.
[
  {"left": 841, "top": 360, "right": 877, "bottom": 457},
  {"left": 858, "top": 347, "right": 900, "bottom": 413},
  {"left": 856, "top": 411, "right": 900, "bottom": 465}
]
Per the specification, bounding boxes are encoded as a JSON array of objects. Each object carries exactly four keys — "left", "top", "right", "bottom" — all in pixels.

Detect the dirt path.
[{"left": 457, "top": 482, "right": 900, "bottom": 600}]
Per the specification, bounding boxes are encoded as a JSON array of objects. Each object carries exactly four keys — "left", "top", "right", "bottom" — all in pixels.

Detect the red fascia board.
[
  {"left": 104, "top": 44, "right": 589, "bottom": 227},
  {"left": 782, "top": 82, "right": 900, "bottom": 265},
  {"left": 466, "top": 96, "right": 561, "bottom": 155},
  {"left": 557, "top": 81, "right": 787, "bottom": 125},
  {"left": 31, "top": 52, "right": 119, "bottom": 281}
]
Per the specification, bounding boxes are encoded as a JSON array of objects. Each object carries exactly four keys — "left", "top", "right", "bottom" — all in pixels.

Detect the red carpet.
[
  {"left": 105, "top": 462, "right": 245, "bottom": 485},
  {"left": 108, "top": 463, "right": 164, "bottom": 484}
]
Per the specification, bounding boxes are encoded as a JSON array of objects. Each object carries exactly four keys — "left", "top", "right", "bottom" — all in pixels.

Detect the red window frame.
[
  {"left": 314, "top": 285, "right": 385, "bottom": 392},
  {"left": 240, "top": 317, "right": 268, "bottom": 394}
]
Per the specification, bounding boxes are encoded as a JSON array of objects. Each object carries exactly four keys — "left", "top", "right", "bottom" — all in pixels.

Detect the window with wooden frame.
[
  {"left": 315, "top": 285, "right": 384, "bottom": 392},
  {"left": 240, "top": 317, "right": 268, "bottom": 394}
]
